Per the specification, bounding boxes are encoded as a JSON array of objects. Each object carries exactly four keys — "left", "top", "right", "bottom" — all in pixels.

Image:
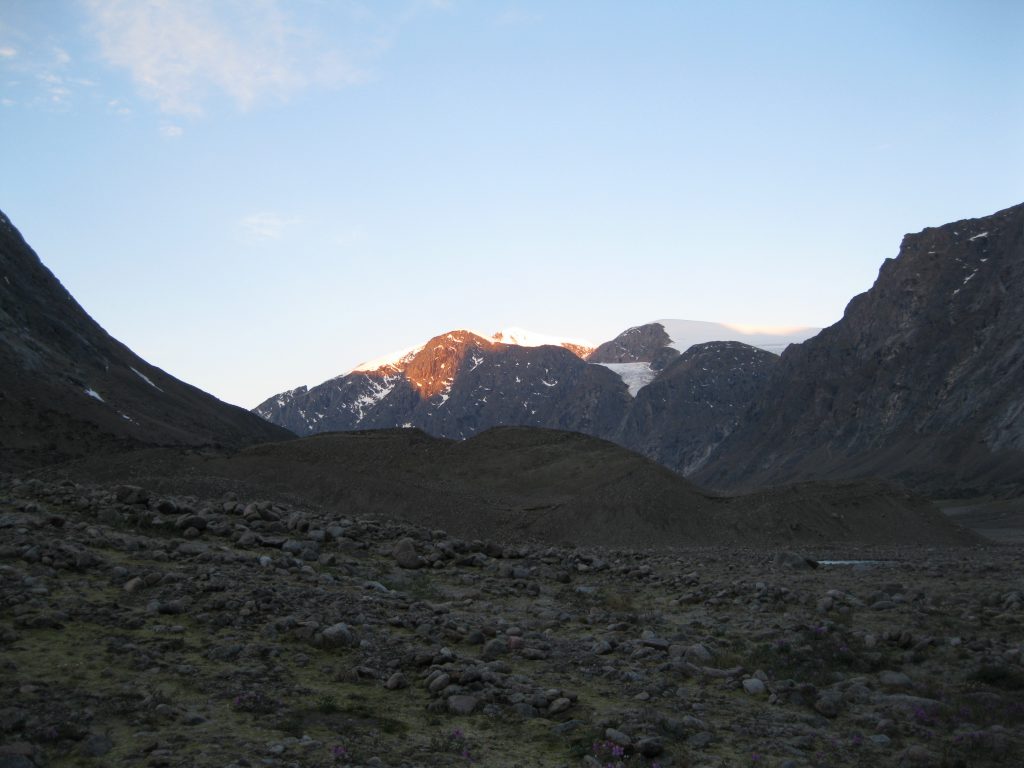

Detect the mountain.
[
  {"left": 255, "top": 320, "right": 818, "bottom": 440},
  {"left": 696, "top": 202, "right": 1024, "bottom": 497},
  {"left": 588, "top": 320, "right": 818, "bottom": 398},
  {"left": 252, "top": 202, "right": 1024, "bottom": 499},
  {"left": 588, "top": 322, "right": 677, "bottom": 366},
  {"left": 617, "top": 341, "right": 780, "bottom": 475},
  {"left": 255, "top": 329, "right": 630, "bottom": 440},
  {"left": 0, "top": 208, "right": 293, "bottom": 471}
]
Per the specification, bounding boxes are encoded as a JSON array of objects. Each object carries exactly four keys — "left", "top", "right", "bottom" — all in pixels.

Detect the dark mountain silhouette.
[
  {"left": 696, "top": 202, "right": 1024, "bottom": 497},
  {"left": 588, "top": 322, "right": 679, "bottom": 369},
  {"left": 618, "top": 341, "right": 779, "bottom": 475},
  {"left": 0, "top": 208, "right": 293, "bottom": 471}
]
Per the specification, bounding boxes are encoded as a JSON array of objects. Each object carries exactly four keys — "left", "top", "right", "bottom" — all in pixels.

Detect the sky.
[{"left": 2, "top": 0, "right": 1022, "bottom": 408}]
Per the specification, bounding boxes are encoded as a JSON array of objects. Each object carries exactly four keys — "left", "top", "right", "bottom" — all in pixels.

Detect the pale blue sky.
[{"left": 2, "top": 1, "right": 1022, "bottom": 407}]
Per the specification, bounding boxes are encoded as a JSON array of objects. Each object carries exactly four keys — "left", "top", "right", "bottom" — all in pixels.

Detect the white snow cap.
[
  {"left": 351, "top": 343, "right": 425, "bottom": 373},
  {"left": 487, "top": 327, "right": 593, "bottom": 349},
  {"left": 656, "top": 319, "right": 820, "bottom": 355}
]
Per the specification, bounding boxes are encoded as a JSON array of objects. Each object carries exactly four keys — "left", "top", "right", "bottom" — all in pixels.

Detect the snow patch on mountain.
[
  {"left": 347, "top": 374, "right": 400, "bottom": 422},
  {"left": 131, "top": 366, "right": 163, "bottom": 392},
  {"left": 597, "top": 362, "right": 658, "bottom": 397}
]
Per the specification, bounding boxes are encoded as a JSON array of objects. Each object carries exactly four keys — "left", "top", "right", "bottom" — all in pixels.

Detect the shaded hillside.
[
  {"left": 0, "top": 209, "right": 293, "bottom": 472},
  {"left": 617, "top": 342, "right": 779, "bottom": 475},
  {"left": 46, "top": 426, "right": 979, "bottom": 548},
  {"left": 697, "top": 202, "right": 1024, "bottom": 497}
]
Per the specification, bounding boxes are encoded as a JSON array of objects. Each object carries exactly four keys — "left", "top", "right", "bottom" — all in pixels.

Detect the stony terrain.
[{"left": 3, "top": 478, "right": 1022, "bottom": 768}]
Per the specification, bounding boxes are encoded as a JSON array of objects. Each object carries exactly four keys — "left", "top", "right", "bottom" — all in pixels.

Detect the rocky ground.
[{"left": 2, "top": 479, "right": 1022, "bottom": 768}]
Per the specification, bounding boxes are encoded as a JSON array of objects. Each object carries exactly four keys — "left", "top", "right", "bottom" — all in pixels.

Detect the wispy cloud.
[
  {"left": 0, "top": 36, "right": 78, "bottom": 110},
  {"left": 37, "top": 71, "right": 72, "bottom": 106},
  {"left": 83, "top": 0, "right": 363, "bottom": 116},
  {"left": 241, "top": 212, "right": 297, "bottom": 240},
  {"left": 159, "top": 124, "right": 183, "bottom": 139}
]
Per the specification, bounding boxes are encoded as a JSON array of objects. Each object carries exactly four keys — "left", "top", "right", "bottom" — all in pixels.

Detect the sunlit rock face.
[{"left": 254, "top": 330, "right": 631, "bottom": 441}]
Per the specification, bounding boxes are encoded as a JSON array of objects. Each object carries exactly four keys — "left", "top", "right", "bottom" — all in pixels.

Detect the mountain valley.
[
  {"left": 252, "top": 202, "right": 1024, "bottom": 500},
  {"left": 1, "top": 202, "right": 1022, "bottom": 768}
]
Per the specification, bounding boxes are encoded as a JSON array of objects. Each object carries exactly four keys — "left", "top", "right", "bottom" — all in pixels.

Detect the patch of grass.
[
  {"left": 739, "top": 625, "right": 877, "bottom": 686},
  {"left": 316, "top": 693, "right": 339, "bottom": 713},
  {"left": 384, "top": 570, "right": 445, "bottom": 602},
  {"left": 603, "top": 589, "right": 637, "bottom": 613}
]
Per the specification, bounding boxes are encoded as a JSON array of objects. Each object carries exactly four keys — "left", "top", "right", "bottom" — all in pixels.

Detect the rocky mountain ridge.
[
  {"left": 696, "top": 201, "right": 1024, "bottom": 497},
  {"left": 253, "top": 321, "right": 817, "bottom": 478},
  {"left": 255, "top": 331, "right": 632, "bottom": 442}
]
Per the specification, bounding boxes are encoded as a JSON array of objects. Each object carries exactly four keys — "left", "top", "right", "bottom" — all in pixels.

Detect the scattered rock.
[
  {"left": 446, "top": 695, "right": 480, "bottom": 715},
  {"left": 393, "top": 537, "right": 424, "bottom": 569},
  {"left": 321, "top": 623, "right": 355, "bottom": 647},
  {"left": 775, "top": 551, "right": 819, "bottom": 570},
  {"left": 742, "top": 678, "right": 766, "bottom": 696}
]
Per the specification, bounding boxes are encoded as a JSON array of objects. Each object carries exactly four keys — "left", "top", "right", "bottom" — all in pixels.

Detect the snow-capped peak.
[
  {"left": 487, "top": 327, "right": 594, "bottom": 350},
  {"left": 656, "top": 318, "right": 819, "bottom": 356},
  {"left": 351, "top": 343, "right": 425, "bottom": 373},
  {"left": 350, "top": 327, "right": 594, "bottom": 375}
]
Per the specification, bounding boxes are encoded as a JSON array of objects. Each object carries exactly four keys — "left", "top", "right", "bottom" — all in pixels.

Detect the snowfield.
[{"left": 596, "top": 362, "right": 658, "bottom": 397}]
